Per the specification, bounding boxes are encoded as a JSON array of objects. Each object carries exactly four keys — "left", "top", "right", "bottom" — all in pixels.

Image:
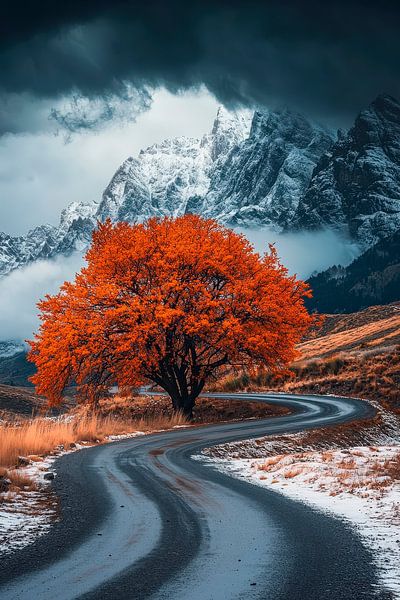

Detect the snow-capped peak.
[{"left": 95, "top": 106, "right": 252, "bottom": 224}]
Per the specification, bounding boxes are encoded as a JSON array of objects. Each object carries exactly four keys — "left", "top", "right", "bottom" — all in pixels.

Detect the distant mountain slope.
[
  {"left": 0, "top": 351, "right": 36, "bottom": 387},
  {"left": 307, "top": 230, "right": 400, "bottom": 313},
  {"left": 306, "top": 302, "right": 400, "bottom": 339},
  {"left": 294, "top": 95, "right": 400, "bottom": 248},
  {"left": 299, "top": 302, "right": 400, "bottom": 360}
]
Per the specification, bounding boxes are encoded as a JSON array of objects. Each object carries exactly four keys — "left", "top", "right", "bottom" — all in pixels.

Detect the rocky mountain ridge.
[
  {"left": 294, "top": 95, "right": 400, "bottom": 248},
  {"left": 1, "top": 95, "right": 400, "bottom": 281}
]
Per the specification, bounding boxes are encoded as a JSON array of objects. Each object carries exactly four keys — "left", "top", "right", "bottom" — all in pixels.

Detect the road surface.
[{"left": 0, "top": 393, "right": 390, "bottom": 599}]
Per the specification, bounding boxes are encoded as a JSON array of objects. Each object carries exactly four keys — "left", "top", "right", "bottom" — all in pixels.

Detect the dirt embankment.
[{"left": 96, "top": 393, "right": 290, "bottom": 424}]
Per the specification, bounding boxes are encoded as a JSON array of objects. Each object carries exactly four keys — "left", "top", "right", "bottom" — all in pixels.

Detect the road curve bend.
[{"left": 0, "top": 393, "right": 389, "bottom": 600}]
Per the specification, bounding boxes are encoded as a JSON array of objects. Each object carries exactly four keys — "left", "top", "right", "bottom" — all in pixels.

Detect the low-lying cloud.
[
  {"left": 0, "top": 253, "right": 84, "bottom": 343},
  {"left": 0, "top": 228, "right": 360, "bottom": 343},
  {"left": 239, "top": 228, "right": 360, "bottom": 280}
]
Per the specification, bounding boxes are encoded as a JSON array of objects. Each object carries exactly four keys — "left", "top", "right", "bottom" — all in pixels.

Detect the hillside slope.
[
  {"left": 299, "top": 302, "right": 400, "bottom": 359},
  {"left": 217, "top": 303, "right": 400, "bottom": 411},
  {"left": 0, "top": 351, "right": 36, "bottom": 387}
]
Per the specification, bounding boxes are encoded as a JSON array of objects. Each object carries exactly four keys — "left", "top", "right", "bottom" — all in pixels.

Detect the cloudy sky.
[
  {"left": 1, "top": 0, "right": 400, "bottom": 234},
  {"left": 0, "top": 88, "right": 218, "bottom": 234}
]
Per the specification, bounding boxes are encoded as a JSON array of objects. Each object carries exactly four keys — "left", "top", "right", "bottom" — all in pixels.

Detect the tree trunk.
[
  {"left": 167, "top": 390, "right": 194, "bottom": 420},
  {"left": 152, "top": 372, "right": 205, "bottom": 421},
  {"left": 182, "top": 398, "right": 194, "bottom": 420}
]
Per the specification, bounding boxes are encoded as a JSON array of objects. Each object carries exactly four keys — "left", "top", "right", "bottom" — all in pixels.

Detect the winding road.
[{"left": 0, "top": 393, "right": 390, "bottom": 600}]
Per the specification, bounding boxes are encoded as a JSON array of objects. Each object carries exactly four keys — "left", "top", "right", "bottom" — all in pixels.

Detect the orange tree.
[{"left": 28, "top": 215, "right": 313, "bottom": 417}]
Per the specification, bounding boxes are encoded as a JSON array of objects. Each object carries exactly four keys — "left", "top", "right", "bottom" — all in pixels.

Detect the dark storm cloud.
[
  {"left": 2, "top": 0, "right": 400, "bottom": 122},
  {"left": 49, "top": 86, "right": 152, "bottom": 139}
]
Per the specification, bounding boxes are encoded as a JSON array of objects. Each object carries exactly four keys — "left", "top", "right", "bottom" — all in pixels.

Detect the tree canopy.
[{"left": 28, "top": 215, "right": 314, "bottom": 416}]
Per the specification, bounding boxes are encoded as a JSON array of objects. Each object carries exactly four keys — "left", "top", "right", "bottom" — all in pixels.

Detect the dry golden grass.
[
  {"left": 376, "top": 454, "right": 400, "bottom": 483},
  {"left": 298, "top": 313, "right": 400, "bottom": 360},
  {"left": 0, "top": 411, "right": 187, "bottom": 470},
  {"left": 283, "top": 468, "right": 303, "bottom": 479}
]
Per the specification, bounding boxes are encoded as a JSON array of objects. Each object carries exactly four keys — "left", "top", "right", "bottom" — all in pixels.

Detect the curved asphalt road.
[{"left": 0, "top": 393, "right": 391, "bottom": 600}]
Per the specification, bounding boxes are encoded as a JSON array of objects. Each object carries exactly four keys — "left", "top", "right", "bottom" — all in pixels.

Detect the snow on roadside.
[
  {"left": 0, "top": 419, "right": 194, "bottom": 557},
  {"left": 0, "top": 454, "right": 60, "bottom": 556},
  {"left": 0, "top": 435, "right": 142, "bottom": 556},
  {"left": 202, "top": 446, "right": 400, "bottom": 598}
]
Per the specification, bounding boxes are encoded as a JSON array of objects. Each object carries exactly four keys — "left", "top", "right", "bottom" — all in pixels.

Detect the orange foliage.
[{"left": 28, "top": 215, "right": 313, "bottom": 416}]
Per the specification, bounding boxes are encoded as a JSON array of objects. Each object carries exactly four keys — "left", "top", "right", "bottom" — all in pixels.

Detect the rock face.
[
  {"left": 294, "top": 95, "right": 400, "bottom": 248},
  {"left": 0, "top": 106, "right": 333, "bottom": 277},
  {"left": 202, "top": 109, "right": 333, "bottom": 228},
  {"left": 307, "top": 230, "right": 400, "bottom": 313}
]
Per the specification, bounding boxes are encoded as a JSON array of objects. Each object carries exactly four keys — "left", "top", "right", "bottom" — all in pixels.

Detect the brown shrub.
[{"left": 6, "top": 470, "right": 37, "bottom": 491}]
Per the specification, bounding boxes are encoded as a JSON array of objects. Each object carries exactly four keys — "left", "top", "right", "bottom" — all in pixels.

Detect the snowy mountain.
[
  {"left": 0, "top": 107, "right": 251, "bottom": 276},
  {"left": 96, "top": 107, "right": 252, "bottom": 223},
  {"left": 0, "top": 340, "right": 25, "bottom": 358},
  {"left": 0, "top": 106, "right": 333, "bottom": 277},
  {"left": 1, "top": 96, "right": 400, "bottom": 280},
  {"left": 294, "top": 95, "right": 400, "bottom": 248},
  {"left": 0, "top": 225, "right": 57, "bottom": 278},
  {"left": 96, "top": 106, "right": 332, "bottom": 229}
]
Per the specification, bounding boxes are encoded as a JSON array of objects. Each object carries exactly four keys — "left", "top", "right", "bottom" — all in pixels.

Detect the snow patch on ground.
[{"left": 202, "top": 445, "right": 400, "bottom": 598}]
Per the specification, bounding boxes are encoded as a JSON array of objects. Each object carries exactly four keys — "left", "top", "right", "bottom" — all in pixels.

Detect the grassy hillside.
[
  {"left": 300, "top": 302, "right": 400, "bottom": 358},
  {"left": 215, "top": 302, "right": 400, "bottom": 411}
]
